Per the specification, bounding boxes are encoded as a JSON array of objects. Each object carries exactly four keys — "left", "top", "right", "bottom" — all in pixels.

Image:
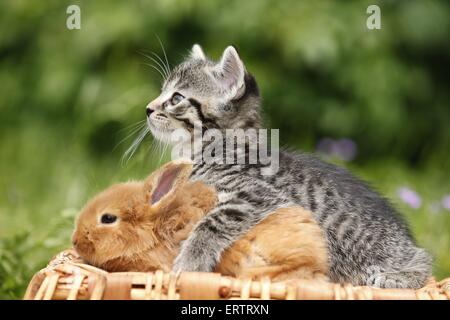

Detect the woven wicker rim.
[{"left": 24, "top": 249, "right": 450, "bottom": 300}]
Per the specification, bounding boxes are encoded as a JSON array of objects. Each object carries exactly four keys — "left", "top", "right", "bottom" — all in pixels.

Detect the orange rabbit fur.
[{"left": 72, "top": 160, "right": 328, "bottom": 281}]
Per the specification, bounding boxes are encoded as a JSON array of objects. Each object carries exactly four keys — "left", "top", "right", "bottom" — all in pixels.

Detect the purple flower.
[
  {"left": 397, "top": 187, "right": 422, "bottom": 209},
  {"left": 442, "top": 195, "right": 450, "bottom": 211},
  {"left": 316, "top": 138, "right": 358, "bottom": 162},
  {"left": 335, "top": 138, "right": 357, "bottom": 162}
]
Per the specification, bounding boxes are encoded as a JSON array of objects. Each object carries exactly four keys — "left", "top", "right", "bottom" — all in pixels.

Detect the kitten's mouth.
[
  {"left": 147, "top": 112, "right": 192, "bottom": 144},
  {"left": 147, "top": 116, "right": 173, "bottom": 144},
  {"left": 149, "top": 111, "right": 169, "bottom": 122},
  {"left": 148, "top": 112, "right": 170, "bottom": 129}
]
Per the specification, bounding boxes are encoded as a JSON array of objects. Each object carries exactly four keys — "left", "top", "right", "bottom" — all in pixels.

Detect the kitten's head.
[{"left": 146, "top": 45, "right": 261, "bottom": 144}]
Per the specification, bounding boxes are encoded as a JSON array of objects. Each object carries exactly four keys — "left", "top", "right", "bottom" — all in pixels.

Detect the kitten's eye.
[
  {"left": 171, "top": 93, "right": 184, "bottom": 105},
  {"left": 100, "top": 213, "right": 117, "bottom": 224}
]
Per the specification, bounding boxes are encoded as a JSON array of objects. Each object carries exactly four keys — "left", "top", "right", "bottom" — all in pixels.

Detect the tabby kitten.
[{"left": 144, "top": 44, "right": 432, "bottom": 288}]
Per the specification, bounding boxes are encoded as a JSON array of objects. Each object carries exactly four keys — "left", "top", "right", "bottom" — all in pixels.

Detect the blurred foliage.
[
  {"left": 0, "top": 0, "right": 449, "bottom": 299},
  {"left": 0, "top": 211, "right": 74, "bottom": 299}
]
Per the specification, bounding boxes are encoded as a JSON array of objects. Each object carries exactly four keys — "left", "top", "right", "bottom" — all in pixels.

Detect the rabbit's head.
[{"left": 72, "top": 160, "right": 217, "bottom": 271}]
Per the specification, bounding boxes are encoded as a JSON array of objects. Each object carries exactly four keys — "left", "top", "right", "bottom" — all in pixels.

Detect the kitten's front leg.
[
  {"left": 172, "top": 228, "right": 222, "bottom": 272},
  {"left": 172, "top": 203, "right": 257, "bottom": 272}
]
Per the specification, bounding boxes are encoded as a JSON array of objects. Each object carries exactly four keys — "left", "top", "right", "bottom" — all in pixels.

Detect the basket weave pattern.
[{"left": 24, "top": 249, "right": 450, "bottom": 300}]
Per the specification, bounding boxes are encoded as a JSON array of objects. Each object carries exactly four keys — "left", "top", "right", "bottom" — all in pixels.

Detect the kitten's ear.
[
  {"left": 144, "top": 160, "right": 193, "bottom": 208},
  {"left": 190, "top": 44, "right": 206, "bottom": 60},
  {"left": 213, "top": 46, "right": 246, "bottom": 98}
]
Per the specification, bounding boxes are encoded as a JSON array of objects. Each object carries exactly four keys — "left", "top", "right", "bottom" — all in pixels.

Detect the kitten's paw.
[
  {"left": 172, "top": 249, "right": 215, "bottom": 273},
  {"left": 367, "top": 275, "right": 408, "bottom": 289},
  {"left": 366, "top": 266, "right": 410, "bottom": 288}
]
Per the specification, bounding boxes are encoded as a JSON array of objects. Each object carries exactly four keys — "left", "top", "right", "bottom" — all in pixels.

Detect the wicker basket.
[{"left": 24, "top": 249, "right": 450, "bottom": 300}]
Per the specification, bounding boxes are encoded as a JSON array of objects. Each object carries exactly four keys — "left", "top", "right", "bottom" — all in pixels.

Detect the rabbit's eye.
[{"left": 101, "top": 213, "right": 117, "bottom": 224}]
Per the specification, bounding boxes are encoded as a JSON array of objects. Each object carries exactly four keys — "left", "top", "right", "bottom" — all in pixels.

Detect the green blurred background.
[{"left": 0, "top": 0, "right": 449, "bottom": 299}]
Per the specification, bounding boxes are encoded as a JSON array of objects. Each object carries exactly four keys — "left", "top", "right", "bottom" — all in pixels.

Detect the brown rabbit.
[{"left": 72, "top": 160, "right": 328, "bottom": 281}]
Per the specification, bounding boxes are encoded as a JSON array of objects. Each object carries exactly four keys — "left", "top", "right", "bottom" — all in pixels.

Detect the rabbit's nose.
[{"left": 72, "top": 234, "right": 78, "bottom": 246}]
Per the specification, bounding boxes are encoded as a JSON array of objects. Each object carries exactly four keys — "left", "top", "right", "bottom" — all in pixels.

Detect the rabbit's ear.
[{"left": 145, "top": 160, "right": 193, "bottom": 207}]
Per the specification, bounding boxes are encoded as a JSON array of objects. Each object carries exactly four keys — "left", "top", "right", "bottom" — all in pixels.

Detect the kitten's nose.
[{"left": 146, "top": 97, "right": 163, "bottom": 114}]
